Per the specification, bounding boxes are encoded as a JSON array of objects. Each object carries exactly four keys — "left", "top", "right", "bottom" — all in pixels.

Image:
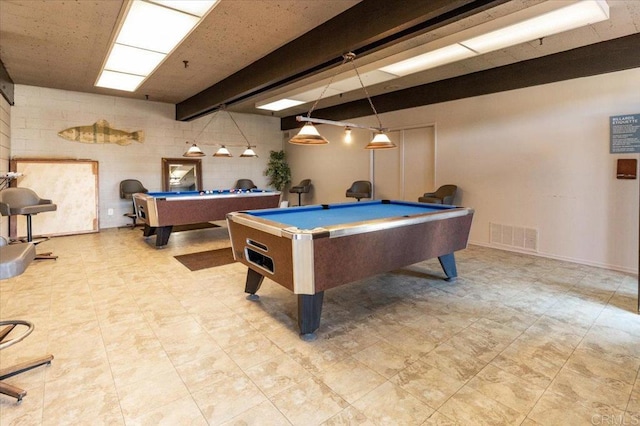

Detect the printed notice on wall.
[{"left": 610, "top": 114, "right": 640, "bottom": 153}]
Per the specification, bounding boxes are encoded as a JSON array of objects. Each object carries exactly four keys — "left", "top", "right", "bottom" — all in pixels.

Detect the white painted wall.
[
  {"left": 288, "top": 68, "right": 640, "bottom": 272},
  {"left": 9, "top": 85, "right": 283, "bottom": 229}
]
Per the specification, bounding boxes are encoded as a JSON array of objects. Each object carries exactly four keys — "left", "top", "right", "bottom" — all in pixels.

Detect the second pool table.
[{"left": 227, "top": 200, "right": 474, "bottom": 339}]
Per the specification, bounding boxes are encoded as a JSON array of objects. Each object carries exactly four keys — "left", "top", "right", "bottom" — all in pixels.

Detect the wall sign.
[{"left": 610, "top": 114, "right": 640, "bottom": 153}]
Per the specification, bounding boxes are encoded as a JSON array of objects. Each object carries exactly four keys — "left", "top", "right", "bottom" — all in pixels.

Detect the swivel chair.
[
  {"left": 120, "top": 179, "right": 148, "bottom": 228},
  {"left": 346, "top": 180, "right": 372, "bottom": 201},
  {"left": 289, "top": 179, "right": 311, "bottom": 206},
  {"left": 0, "top": 188, "right": 57, "bottom": 260},
  {"left": 0, "top": 237, "right": 54, "bottom": 402},
  {"left": 418, "top": 185, "right": 457, "bottom": 205},
  {"left": 234, "top": 179, "right": 257, "bottom": 190}
]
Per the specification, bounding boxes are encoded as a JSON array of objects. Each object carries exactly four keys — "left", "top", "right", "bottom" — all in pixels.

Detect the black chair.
[
  {"left": 418, "top": 184, "right": 457, "bottom": 205},
  {"left": 234, "top": 179, "right": 257, "bottom": 190},
  {"left": 0, "top": 237, "right": 54, "bottom": 402},
  {"left": 289, "top": 179, "right": 311, "bottom": 206},
  {"left": 0, "top": 188, "right": 57, "bottom": 260},
  {"left": 346, "top": 180, "right": 372, "bottom": 201},
  {"left": 120, "top": 179, "right": 148, "bottom": 228}
]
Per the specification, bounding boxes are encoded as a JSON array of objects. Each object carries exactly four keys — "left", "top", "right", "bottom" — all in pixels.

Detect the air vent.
[{"left": 490, "top": 223, "right": 538, "bottom": 252}]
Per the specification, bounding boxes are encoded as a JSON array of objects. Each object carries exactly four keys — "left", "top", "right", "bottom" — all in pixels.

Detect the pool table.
[
  {"left": 226, "top": 200, "right": 474, "bottom": 340},
  {"left": 133, "top": 189, "right": 281, "bottom": 247}
]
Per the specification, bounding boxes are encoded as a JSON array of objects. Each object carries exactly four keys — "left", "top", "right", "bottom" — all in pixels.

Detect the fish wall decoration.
[{"left": 58, "top": 120, "right": 144, "bottom": 145}]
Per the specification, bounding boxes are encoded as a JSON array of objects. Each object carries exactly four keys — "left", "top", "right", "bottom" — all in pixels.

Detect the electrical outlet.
[{"left": 107, "top": 208, "right": 114, "bottom": 216}]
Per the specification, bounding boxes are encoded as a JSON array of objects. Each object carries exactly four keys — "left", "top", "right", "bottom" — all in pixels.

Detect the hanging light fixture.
[
  {"left": 344, "top": 127, "right": 352, "bottom": 144},
  {"left": 289, "top": 52, "right": 395, "bottom": 150},
  {"left": 213, "top": 145, "right": 232, "bottom": 157},
  {"left": 183, "top": 142, "right": 206, "bottom": 157},
  {"left": 182, "top": 106, "right": 258, "bottom": 157},
  {"left": 226, "top": 108, "right": 258, "bottom": 158}
]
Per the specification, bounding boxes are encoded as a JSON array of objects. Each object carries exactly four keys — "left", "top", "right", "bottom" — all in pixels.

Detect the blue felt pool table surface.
[{"left": 247, "top": 200, "right": 455, "bottom": 230}]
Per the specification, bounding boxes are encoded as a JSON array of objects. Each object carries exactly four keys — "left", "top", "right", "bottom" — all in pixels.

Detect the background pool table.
[{"left": 133, "top": 189, "right": 280, "bottom": 247}]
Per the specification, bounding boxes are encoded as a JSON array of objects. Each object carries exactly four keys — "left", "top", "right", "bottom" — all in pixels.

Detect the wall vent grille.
[{"left": 490, "top": 223, "right": 538, "bottom": 252}]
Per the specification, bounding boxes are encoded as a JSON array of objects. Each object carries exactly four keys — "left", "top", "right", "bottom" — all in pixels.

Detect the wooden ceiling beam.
[
  {"left": 281, "top": 33, "right": 640, "bottom": 131},
  {"left": 176, "top": 0, "right": 507, "bottom": 121}
]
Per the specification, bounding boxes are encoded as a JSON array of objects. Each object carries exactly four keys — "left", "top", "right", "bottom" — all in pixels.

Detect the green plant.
[{"left": 264, "top": 150, "right": 291, "bottom": 191}]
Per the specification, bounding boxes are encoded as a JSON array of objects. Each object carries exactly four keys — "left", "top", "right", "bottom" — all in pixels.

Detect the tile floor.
[{"left": 0, "top": 225, "right": 639, "bottom": 425}]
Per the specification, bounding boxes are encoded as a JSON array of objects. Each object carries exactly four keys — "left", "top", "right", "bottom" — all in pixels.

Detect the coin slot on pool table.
[
  {"left": 246, "top": 239, "right": 268, "bottom": 251},
  {"left": 245, "top": 248, "right": 275, "bottom": 274}
]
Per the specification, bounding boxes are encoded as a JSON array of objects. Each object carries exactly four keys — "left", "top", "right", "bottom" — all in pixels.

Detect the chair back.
[
  {"left": 120, "top": 180, "right": 148, "bottom": 200},
  {"left": 234, "top": 179, "right": 257, "bottom": 190},
  {"left": 346, "top": 180, "right": 372, "bottom": 200},
  {"left": 0, "top": 188, "right": 44, "bottom": 210},
  {"left": 435, "top": 185, "right": 457, "bottom": 204}
]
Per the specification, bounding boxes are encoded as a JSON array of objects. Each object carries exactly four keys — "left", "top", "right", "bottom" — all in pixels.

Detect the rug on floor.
[{"left": 174, "top": 247, "right": 236, "bottom": 271}]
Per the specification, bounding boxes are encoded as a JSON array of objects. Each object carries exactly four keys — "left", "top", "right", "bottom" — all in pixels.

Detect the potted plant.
[{"left": 264, "top": 150, "right": 291, "bottom": 194}]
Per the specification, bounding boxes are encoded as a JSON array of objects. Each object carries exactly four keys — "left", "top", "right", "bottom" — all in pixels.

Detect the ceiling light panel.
[
  {"left": 96, "top": 70, "right": 146, "bottom": 91},
  {"left": 149, "top": 0, "right": 220, "bottom": 17},
  {"left": 104, "top": 44, "right": 166, "bottom": 75},
  {"left": 116, "top": 1, "right": 199, "bottom": 54},
  {"left": 460, "top": 0, "right": 609, "bottom": 53},
  {"left": 256, "top": 99, "right": 306, "bottom": 111},
  {"left": 379, "top": 44, "right": 476, "bottom": 76}
]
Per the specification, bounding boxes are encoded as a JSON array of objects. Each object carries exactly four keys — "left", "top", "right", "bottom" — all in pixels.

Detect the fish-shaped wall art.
[{"left": 58, "top": 120, "right": 144, "bottom": 145}]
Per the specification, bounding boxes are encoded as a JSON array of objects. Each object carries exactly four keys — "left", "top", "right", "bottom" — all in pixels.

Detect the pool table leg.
[
  {"left": 298, "top": 292, "right": 324, "bottom": 341},
  {"left": 245, "top": 268, "right": 264, "bottom": 301},
  {"left": 142, "top": 225, "right": 173, "bottom": 247},
  {"left": 438, "top": 253, "right": 458, "bottom": 282}
]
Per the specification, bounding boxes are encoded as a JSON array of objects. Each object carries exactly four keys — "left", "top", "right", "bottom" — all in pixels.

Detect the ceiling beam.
[
  {"left": 281, "top": 33, "right": 640, "bottom": 131},
  {"left": 176, "top": 0, "right": 507, "bottom": 121}
]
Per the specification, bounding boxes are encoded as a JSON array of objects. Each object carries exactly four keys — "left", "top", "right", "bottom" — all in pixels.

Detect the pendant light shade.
[
  {"left": 213, "top": 145, "right": 232, "bottom": 157},
  {"left": 183, "top": 143, "right": 206, "bottom": 157},
  {"left": 240, "top": 147, "right": 258, "bottom": 157},
  {"left": 365, "top": 132, "right": 396, "bottom": 149},
  {"left": 289, "top": 123, "right": 329, "bottom": 145}
]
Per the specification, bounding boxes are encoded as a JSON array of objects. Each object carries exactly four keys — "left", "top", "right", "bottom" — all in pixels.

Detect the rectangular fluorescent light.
[
  {"left": 379, "top": 44, "right": 476, "bottom": 77},
  {"left": 256, "top": 99, "right": 306, "bottom": 111},
  {"left": 96, "top": 0, "right": 219, "bottom": 92},
  {"left": 461, "top": 0, "right": 609, "bottom": 54},
  {"left": 96, "top": 70, "right": 146, "bottom": 92}
]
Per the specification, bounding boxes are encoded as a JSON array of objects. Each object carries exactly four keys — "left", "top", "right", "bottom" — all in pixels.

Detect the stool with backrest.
[
  {"left": 418, "top": 184, "right": 457, "bottom": 205},
  {"left": 234, "top": 179, "right": 257, "bottom": 190},
  {"left": 120, "top": 179, "right": 148, "bottom": 228},
  {"left": 0, "top": 188, "right": 57, "bottom": 260},
  {"left": 346, "top": 180, "right": 372, "bottom": 201},
  {"left": 0, "top": 237, "right": 54, "bottom": 402},
  {"left": 289, "top": 179, "right": 311, "bottom": 206}
]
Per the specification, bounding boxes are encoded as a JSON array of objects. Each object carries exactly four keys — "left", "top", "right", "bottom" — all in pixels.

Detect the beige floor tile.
[
  {"left": 244, "top": 353, "right": 312, "bottom": 398},
  {"left": 390, "top": 359, "right": 466, "bottom": 409},
  {"left": 547, "top": 367, "right": 633, "bottom": 412},
  {"left": 437, "top": 386, "right": 525, "bottom": 425},
  {"left": 422, "top": 411, "right": 462, "bottom": 425},
  {"left": 321, "top": 406, "right": 376, "bottom": 425},
  {"left": 352, "top": 381, "right": 435, "bottom": 425},
  {"left": 285, "top": 339, "right": 350, "bottom": 375},
  {"left": 352, "top": 340, "right": 414, "bottom": 379},
  {"left": 175, "top": 349, "right": 246, "bottom": 392},
  {"left": 270, "top": 376, "right": 349, "bottom": 426},
  {"left": 564, "top": 345, "right": 640, "bottom": 385},
  {"left": 313, "top": 356, "right": 387, "bottom": 404},
  {"left": 220, "top": 400, "right": 292, "bottom": 426},
  {"left": 117, "top": 368, "right": 190, "bottom": 419},
  {"left": 420, "top": 343, "right": 488, "bottom": 382},
  {"left": 0, "top": 384, "right": 44, "bottom": 426},
  {"left": 125, "top": 395, "right": 207, "bottom": 426},
  {"left": 528, "top": 391, "right": 623, "bottom": 426},
  {"left": 192, "top": 375, "right": 268, "bottom": 425},
  {"left": 225, "top": 333, "right": 285, "bottom": 370},
  {"left": 466, "top": 365, "right": 545, "bottom": 414}
]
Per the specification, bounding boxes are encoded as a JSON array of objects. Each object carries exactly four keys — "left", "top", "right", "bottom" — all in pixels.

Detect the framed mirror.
[{"left": 162, "top": 158, "right": 203, "bottom": 191}]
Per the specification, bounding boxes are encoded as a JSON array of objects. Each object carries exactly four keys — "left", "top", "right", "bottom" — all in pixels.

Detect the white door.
[{"left": 372, "top": 126, "right": 435, "bottom": 201}]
